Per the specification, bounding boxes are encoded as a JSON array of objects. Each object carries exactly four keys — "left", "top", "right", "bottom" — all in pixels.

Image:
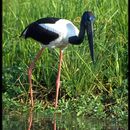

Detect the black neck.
[{"left": 69, "top": 18, "right": 85, "bottom": 45}]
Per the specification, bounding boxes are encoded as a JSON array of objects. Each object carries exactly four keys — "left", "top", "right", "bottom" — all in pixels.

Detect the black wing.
[
  {"left": 36, "top": 17, "right": 60, "bottom": 24},
  {"left": 20, "top": 22, "right": 59, "bottom": 45}
]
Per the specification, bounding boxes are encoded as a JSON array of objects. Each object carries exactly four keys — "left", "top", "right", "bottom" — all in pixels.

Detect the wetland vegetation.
[{"left": 3, "top": 0, "right": 128, "bottom": 127}]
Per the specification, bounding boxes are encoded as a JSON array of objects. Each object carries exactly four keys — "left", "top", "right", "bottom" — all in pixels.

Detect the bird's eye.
[{"left": 88, "top": 16, "right": 95, "bottom": 22}]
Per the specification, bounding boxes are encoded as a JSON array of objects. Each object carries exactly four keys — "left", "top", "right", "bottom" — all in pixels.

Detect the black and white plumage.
[
  {"left": 20, "top": 17, "right": 79, "bottom": 49},
  {"left": 20, "top": 12, "right": 95, "bottom": 55},
  {"left": 20, "top": 11, "right": 95, "bottom": 108}
]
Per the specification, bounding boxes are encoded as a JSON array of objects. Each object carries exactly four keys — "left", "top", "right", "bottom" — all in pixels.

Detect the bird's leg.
[
  {"left": 28, "top": 47, "right": 45, "bottom": 107},
  {"left": 55, "top": 49, "right": 63, "bottom": 108}
]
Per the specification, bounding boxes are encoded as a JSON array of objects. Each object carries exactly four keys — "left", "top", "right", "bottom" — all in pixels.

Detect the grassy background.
[{"left": 3, "top": 0, "right": 128, "bottom": 119}]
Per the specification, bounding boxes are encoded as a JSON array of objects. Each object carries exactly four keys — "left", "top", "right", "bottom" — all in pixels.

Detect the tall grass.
[{"left": 3, "top": 0, "right": 128, "bottom": 117}]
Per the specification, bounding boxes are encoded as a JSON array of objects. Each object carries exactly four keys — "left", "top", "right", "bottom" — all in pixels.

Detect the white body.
[{"left": 39, "top": 19, "right": 79, "bottom": 49}]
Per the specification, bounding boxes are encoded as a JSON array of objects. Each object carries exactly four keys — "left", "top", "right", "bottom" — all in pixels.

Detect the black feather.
[
  {"left": 36, "top": 17, "right": 60, "bottom": 24},
  {"left": 20, "top": 18, "right": 60, "bottom": 44}
]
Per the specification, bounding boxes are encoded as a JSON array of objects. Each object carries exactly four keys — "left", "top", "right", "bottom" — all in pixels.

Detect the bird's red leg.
[
  {"left": 28, "top": 48, "right": 45, "bottom": 107},
  {"left": 55, "top": 49, "right": 63, "bottom": 108}
]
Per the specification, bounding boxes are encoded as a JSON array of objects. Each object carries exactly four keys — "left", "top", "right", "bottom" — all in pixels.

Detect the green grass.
[{"left": 3, "top": 0, "right": 128, "bottom": 120}]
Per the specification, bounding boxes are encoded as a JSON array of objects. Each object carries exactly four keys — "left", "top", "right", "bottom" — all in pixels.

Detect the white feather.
[
  {"left": 23, "top": 28, "right": 28, "bottom": 36},
  {"left": 39, "top": 19, "right": 79, "bottom": 49}
]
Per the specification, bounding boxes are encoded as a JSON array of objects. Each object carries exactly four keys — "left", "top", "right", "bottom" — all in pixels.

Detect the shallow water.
[{"left": 3, "top": 110, "right": 127, "bottom": 130}]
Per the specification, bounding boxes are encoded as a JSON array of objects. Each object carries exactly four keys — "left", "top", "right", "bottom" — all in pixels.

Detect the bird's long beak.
[{"left": 86, "top": 20, "right": 95, "bottom": 63}]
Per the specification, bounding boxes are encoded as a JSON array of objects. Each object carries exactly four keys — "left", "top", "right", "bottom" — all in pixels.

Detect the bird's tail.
[{"left": 19, "top": 26, "right": 29, "bottom": 38}]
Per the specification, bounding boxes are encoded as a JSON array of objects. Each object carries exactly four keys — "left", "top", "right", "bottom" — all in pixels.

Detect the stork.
[{"left": 20, "top": 11, "right": 95, "bottom": 108}]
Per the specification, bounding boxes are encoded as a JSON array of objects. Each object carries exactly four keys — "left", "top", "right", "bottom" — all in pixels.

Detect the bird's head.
[
  {"left": 82, "top": 11, "right": 95, "bottom": 63},
  {"left": 82, "top": 11, "right": 95, "bottom": 25}
]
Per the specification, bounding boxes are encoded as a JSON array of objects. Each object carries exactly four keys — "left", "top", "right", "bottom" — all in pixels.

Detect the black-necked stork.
[{"left": 20, "top": 11, "right": 95, "bottom": 108}]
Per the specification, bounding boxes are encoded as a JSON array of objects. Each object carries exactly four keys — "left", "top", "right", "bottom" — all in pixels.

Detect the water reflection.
[
  {"left": 27, "top": 108, "right": 59, "bottom": 130},
  {"left": 3, "top": 109, "right": 127, "bottom": 130},
  {"left": 27, "top": 108, "right": 33, "bottom": 130}
]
